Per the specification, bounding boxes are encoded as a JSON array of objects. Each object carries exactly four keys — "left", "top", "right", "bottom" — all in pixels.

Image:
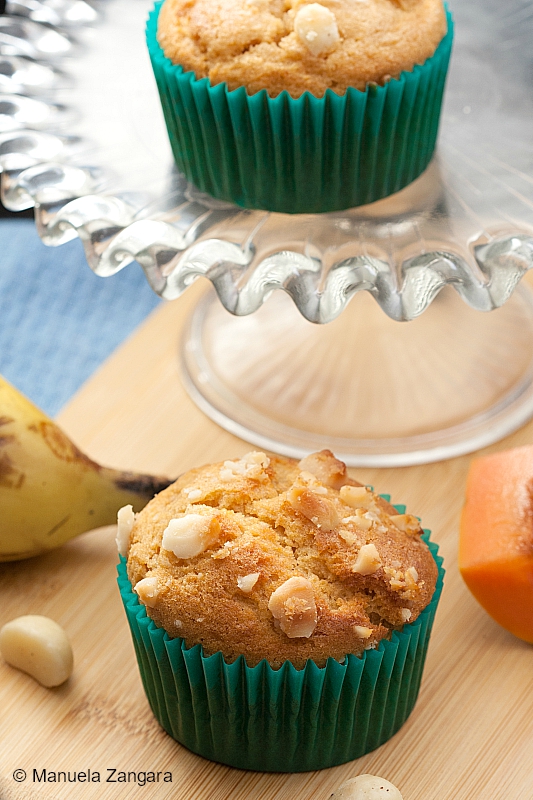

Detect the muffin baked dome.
[
  {"left": 157, "top": 0, "right": 447, "bottom": 98},
  {"left": 126, "top": 450, "right": 438, "bottom": 668}
]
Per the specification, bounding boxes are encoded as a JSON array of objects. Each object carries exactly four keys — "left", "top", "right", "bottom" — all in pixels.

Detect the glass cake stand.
[
  {"left": 181, "top": 249, "right": 533, "bottom": 467},
  {"left": 2, "top": 0, "right": 533, "bottom": 464}
]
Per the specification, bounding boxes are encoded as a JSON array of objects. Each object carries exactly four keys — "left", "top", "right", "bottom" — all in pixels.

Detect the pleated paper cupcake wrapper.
[
  {"left": 117, "top": 511, "right": 444, "bottom": 773},
  {"left": 146, "top": 5, "right": 453, "bottom": 214}
]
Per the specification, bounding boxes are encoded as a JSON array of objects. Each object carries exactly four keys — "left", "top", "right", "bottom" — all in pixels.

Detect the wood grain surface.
[{"left": 2, "top": 279, "right": 533, "bottom": 800}]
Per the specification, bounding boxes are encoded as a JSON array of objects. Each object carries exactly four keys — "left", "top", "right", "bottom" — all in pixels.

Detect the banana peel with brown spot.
[{"left": 0, "top": 375, "right": 173, "bottom": 561}]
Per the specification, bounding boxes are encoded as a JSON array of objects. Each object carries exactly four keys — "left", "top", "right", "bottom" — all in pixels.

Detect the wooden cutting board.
[{"left": 2, "top": 279, "right": 533, "bottom": 800}]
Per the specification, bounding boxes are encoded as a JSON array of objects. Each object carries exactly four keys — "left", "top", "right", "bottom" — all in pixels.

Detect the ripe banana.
[{"left": 0, "top": 375, "right": 172, "bottom": 561}]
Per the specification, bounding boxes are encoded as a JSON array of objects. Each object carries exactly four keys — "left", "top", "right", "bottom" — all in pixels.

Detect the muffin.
[
  {"left": 158, "top": 0, "right": 447, "bottom": 98},
  {"left": 117, "top": 449, "right": 444, "bottom": 771},
  {"left": 146, "top": 0, "right": 454, "bottom": 212}
]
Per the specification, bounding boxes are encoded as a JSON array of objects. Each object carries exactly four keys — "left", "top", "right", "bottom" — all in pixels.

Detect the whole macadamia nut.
[
  {"left": 330, "top": 775, "right": 403, "bottom": 800},
  {"left": 0, "top": 615, "right": 73, "bottom": 688}
]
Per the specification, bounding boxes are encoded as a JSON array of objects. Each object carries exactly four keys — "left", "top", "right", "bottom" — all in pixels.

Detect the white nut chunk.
[
  {"left": 162, "top": 514, "right": 221, "bottom": 559},
  {"left": 389, "top": 514, "right": 421, "bottom": 534},
  {"left": 237, "top": 573, "right": 260, "bottom": 593},
  {"left": 220, "top": 451, "right": 270, "bottom": 482},
  {"left": 116, "top": 504, "right": 135, "bottom": 557},
  {"left": 352, "top": 543, "right": 382, "bottom": 576},
  {"left": 184, "top": 487, "right": 203, "bottom": 502},
  {"left": 134, "top": 576, "right": 159, "bottom": 608},
  {"left": 288, "top": 485, "right": 339, "bottom": 531},
  {"left": 299, "top": 471, "right": 328, "bottom": 494},
  {"left": 268, "top": 576, "right": 318, "bottom": 638},
  {"left": 298, "top": 450, "right": 347, "bottom": 489},
  {"left": 294, "top": 3, "right": 340, "bottom": 57},
  {"left": 0, "top": 615, "right": 73, "bottom": 688},
  {"left": 340, "top": 485, "right": 373, "bottom": 510},
  {"left": 353, "top": 625, "right": 372, "bottom": 639},
  {"left": 330, "top": 774, "right": 403, "bottom": 800},
  {"left": 405, "top": 566, "right": 419, "bottom": 584}
]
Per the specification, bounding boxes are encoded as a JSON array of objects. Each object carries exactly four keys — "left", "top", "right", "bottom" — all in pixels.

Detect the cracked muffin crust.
[
  {"left": 157, "top": 0, "right": 447, "bottom": 97},
  {"left": 125, "top": 450, "right": 438, "bottom": 669}
]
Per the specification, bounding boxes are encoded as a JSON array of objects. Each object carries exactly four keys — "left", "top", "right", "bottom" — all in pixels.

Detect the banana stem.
[{"left": 108, "top": 469, "right": 175, "bottom": 502}]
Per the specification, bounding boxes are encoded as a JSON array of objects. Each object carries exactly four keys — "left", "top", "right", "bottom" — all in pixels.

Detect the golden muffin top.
[
  {"left": 124, "top": 450, "right": 438, "bottom": 669},
  {"left": 157, "top": 0, "right": 447, "bottom": 98}
]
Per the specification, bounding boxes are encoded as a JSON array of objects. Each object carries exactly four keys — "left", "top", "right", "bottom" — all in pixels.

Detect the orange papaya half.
[{"left": 459, "top": 444, "right": 533, "bottom": 644}]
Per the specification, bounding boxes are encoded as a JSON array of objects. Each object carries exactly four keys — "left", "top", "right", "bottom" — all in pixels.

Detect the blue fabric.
[{"left": 0, "top": 220, "right": 162, "bottom": 416}]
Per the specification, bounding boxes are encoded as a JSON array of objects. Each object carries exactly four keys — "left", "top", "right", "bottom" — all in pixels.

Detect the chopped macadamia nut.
[
  {"left": 237, "top": 573, "right": 260, "bottom": 593},
  {"left": 116, "top": 504, "right": 135, "bottom": 557},
  {"left": 162, "top": 514, "right": 221, "bottom": 559},
  {"left": 220, "top": 451, "right": 270, "bottom": 482},
  {"left": 184, "top": 487, "right": 203, "bottom": 501},
  {"left": 353, "top": 625, "right": 372, "bottom": 639},
  {"left": 134, "top": 577, "right": 159, "bottom": 608},
  {"left": 342, "top": 511, "right": 372, "bottom": 531},
  {"left": 339, "top": 528, "right": 359, "bottom": 546},
  {"left": 403, "top": 566, "right": 422, "bottom": 598},
  {"left": 330, "top": 774, "right": 403, "bottom": 800},
  {"left": 298, "top": 449, "right": 347, "bottom": 489},
  {"left": 364, "top": 510, "right": 387, "bottom": 534},
  {"left": 357, "top": 513, "right": 373, "bottom": 531},
  {"left": 401, "top": 608, "right": 412, "bottom": 622},
  {"left": 299, "top": 470, "right": 318, "bottom": 483},
  {"left": 340, "top": 485, "right": 373, "bottom": 510},
  {"left": 268, "top": 576, "right": 318, "bottom": 638},
  {"left": 389, "top": 514, "right": 421, "bottom": 534},
  {"left": 294, "top": 3, "right": 340, "bottom": 57},
  {"left": 299, "top": 471, "right": 329, "bottom": 494},
  {"left": 352, "top": 543, "right": 382, "bottom": 576},
  {"left": 288, "top": 486, "right": 339, "bottom": 531},
  {"left": 406, "top": 566, "right": 419, "bottom": 584},
  {"left": 384, "top": 567, "right": 405, "bottom": 592},
  {"left": 0, "top": 615, "right": 73, "bottom": 688},
  {"left": 384, "top": 566, "right": 422, "bottom": 600}
]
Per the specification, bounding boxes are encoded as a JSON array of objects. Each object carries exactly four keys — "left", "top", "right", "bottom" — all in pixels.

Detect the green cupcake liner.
[
  {"left": 146, "top": 5, "right": 453, "bottom": 214},
  {"left": 117, "top": 506, "right": 444, "bottom": 773}
]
